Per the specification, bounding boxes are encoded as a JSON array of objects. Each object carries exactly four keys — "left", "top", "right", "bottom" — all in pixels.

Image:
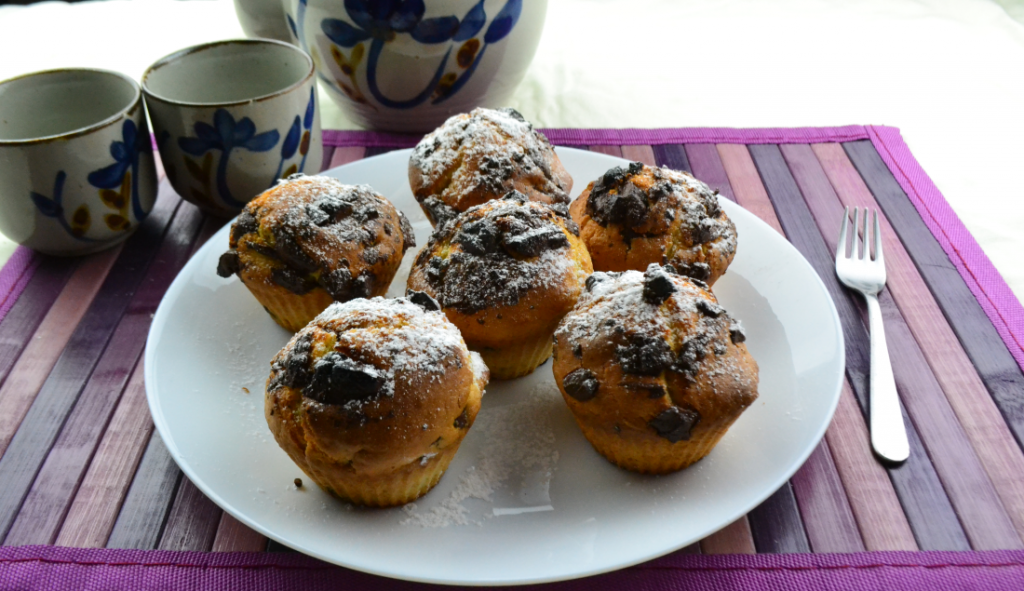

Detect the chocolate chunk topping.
[
  {"left": 648, "top": 407, "right": 701, "bottom": 442},
  {"left": 669, "top": 261, "right": 712, "bottom": 282},
  {"left": 730, "top": 322, "right": 747, "bottom": 344},
  {"left": 422, "top": 197, "right": 458, "bottom": 227},
  {"left": 642, "top": 264, "right": 676, "bottom": 305},
  {"left": 562, "top": 368, "right": 600, "bottom": 401},
  {"left": 422, "top": 198, "right": 576, "bottom": 314},
  {"left": 455, "top": 218, "right": 500, "bottom": 256},
  {"left": 273, "top": 233, "right": 319, "bottom": 273},
  {"left": 703, "top": 191, "right": 722, "bottom": 217},
  {"left": 352, "top": 273, "right": 374, "bottom": 298},
  {"left": 231, "top": 212, "right": 258, "bottom": 244},
  {"left": 549, "top": 202, "right": 570, "bottom": 219},
  {"left": 673, "top": 333, "right": 712, "bottom": 376},
  {"left": 616, "top": 334, "right": 673, "bottom": 375},
  {"left": 544, "top": 200, "right": 577, "bottom": 232},
  {"left": 479, "top": 154, "right": 515, "bottom": 187},
  {"left": 585, "top": 273, "right": 609, "bottom": 292},
  {"left": 588, "top": 179, "right": 649, "bottom": 227},
  {"left": 303, "top": 352, "right": 386, "bottom": 405},
  {"left": 454, "top": 407, "right": 470, "bottom": 429},
  {"left": 398, "top": 210, "right": 416, "bottom": 252},
  {"left": 305, "top": 204, "right": 330, "bottom": 226},
  {"left": 356, "top": 207, "right": 379, "bottom": 222},
  {"left": 691, "top": 218, "right": 718, "bottom": 244},
  {"left": 500, "top": 107, "right": 527, "bottom": 123},
  {"left": 426, "top": 256, "right": 449, "bottom": 283},
  {"left": 645, "top": 384, "right": 667, "bottom": 399},
  {"left": 321, "top": 267, "right": 352, "bottom": 299},
  {"left": 503, "top": 189, "right": 529, "bottom": 204},
  {"left": 625, "top": 382, "right": 668, "bottom": 399},
  {"left": 572, "top": 343, "right": 583, "bottom": 358},
  {"left": 502, "top": 226, "right": 568, "bottom": 258},
  {"left": 246, "top": 241, "right": 279, "bottom": 260},
  {"left": 649, "top": 181, "right": 674, "bottom": 202},
  {"left": 696, "top": 298, "right": 724, "bottom": 318},
  {"left": 586, "top": 162, "right": 648, "bottom": 227},
  {"left": 406, "top": 289, "right": 441, "bottom": 312},
  {"left": 714, "top": 342, "right": 728, "bottom": 355},
  {"left": 360, "top": 248, "right": 381, "bottom": 265},
  {"left": 317, "top": 194, "right": 355, "bottom": 218},
  {"left": 271, "top": 267, "right": 316, "bottom": 295},
  {"left": 269, "top": 333, "right": 313, "bottom": 391},
  {"left": 216, "top": 251, "right": 240, "bottom": 278}
]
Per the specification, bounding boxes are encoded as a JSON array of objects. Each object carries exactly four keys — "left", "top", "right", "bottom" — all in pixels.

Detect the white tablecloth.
[{"left": 1, "top": 0, "right": 1022, "bottom": 303}]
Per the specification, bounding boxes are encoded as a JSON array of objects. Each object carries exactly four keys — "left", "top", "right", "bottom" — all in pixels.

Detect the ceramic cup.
[
  {"left": 143, "top": 39, "right": 323, "bottom": 217},
  {"left": 234, "top": 0, "right": 294, "bottom": 43},
  {"left": 284, "top": 0, "right": 548, "bottom": 132},
  {"left": 0, "top": 69, "right": 158, "bottom": 256}
]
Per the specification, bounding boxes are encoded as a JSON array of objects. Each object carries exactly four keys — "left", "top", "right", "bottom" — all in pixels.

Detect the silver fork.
[{"left": 835, "top": 207, "right": 909, "bottom": 463}]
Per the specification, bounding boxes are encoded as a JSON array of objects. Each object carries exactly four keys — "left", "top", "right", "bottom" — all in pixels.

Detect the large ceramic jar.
[{"left": 282, "top": 0, "right": 547, "bottom": 132}]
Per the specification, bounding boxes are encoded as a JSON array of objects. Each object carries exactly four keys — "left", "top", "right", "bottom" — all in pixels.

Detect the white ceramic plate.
[{"left": 145, "top": 147, "right": 844, "bottom": 586}]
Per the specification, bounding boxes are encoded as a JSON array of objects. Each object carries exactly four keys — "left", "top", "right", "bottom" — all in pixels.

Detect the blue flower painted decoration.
[
  {"left": 318, "top": 0, "right": 523, "bottom": 109},
  {"left": 271, "top": 88, "right": 316, "bottom": 187},
  {"left": 31, "top": 171, "right": 97, "bottom": 241},
  {"left": 87, "top": 119, "right": 151, "bottom": 222},
  {"left": 178, "top": 109, "right": 280, "bottom": 207}
]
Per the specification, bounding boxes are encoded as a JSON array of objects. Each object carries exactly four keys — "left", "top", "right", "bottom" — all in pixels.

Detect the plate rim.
[{"left": 144, "top": 146, "right": 846, "bottom": 585}]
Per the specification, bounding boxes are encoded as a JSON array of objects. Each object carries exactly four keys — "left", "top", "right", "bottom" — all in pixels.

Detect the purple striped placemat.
[
  {"left": 1, "top": 126, "right": 1023, "bottom": 589},
  {"left": 0, "top": 247, "right": 39, "bottom": 326},
  {"left": 3, "top": 545, "right": 1024, "bottom": 590}
]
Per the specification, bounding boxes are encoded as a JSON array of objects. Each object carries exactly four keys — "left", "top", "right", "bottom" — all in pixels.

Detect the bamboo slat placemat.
[{"left": 1, "top": 126, "right": 1023, "bottom": 588}]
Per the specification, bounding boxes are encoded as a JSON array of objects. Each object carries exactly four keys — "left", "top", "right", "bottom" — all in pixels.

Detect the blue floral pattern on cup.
[
  {"left": 318, "top": 0, "right": 522, "bottom": 109},
  {"left": 272, "top": 88, "right": 317, "bottom": 184},
  {"left": 87, "top": 119, "right": 153, "bottom": 228},
  {"left": 178, "top": 109, "right": 281, "bottom": 208},
  {"left": 30, "top": 171, "right": 97, "bottom": 241}
]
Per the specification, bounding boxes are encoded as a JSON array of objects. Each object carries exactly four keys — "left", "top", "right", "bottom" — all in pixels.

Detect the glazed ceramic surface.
[
  {"left": 234, "top": 0, "right": 294, "bottom": 42},
  {"left": 143, "top": 39, "right": 323, "bottom": 217},
  {"left": 0, "top": 69, "right": 157, "bottom": 256},
  {"left": 145, "top": 148, "right": 845, "bottom": 585},
  {"left": 284, "top": 0, "right": 547, "bottom": 131}
]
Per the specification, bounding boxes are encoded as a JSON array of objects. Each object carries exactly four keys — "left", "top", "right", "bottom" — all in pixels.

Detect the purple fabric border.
[
  {"left": 0, "top": 246, "right": 39, "bottom": 326},
  {"left": 866, "top": 125, "right": 1024, "bottom": 373},
  {"left": 322, "top": 125, "right": 872, "bottom": 148},
  {"left": 2, "top": 546, "right": 1024, "bottom": 590}
]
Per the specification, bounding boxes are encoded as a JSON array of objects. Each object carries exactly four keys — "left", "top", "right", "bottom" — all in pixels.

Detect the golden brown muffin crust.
[
  {"left": 552, "top": 265, "right": 758, "bottom": 460},
  {"left": 407, "top": 192, "right": 593, "bottom": 348},
  {"left": 569, "top": 163, "right": 737, "bottom": 285},
  {"left": 217, "top": 175, "right": 415, "bottom": 303},
  {"left": 409, "top": 107, "right": 573, "bottom": 226},
  {"left": 265, "top": 297, "right": 486, "bottom": 483}
]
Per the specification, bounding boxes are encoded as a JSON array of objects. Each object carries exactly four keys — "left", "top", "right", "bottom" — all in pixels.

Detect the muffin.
[
  {"left": 552, "top": 264, "right": 758, "bottom": 474},
  {"left": 407, "top": 191, "right": 592, "bottom": 380},
  {"left": 264, "top": 293, "right": 489, "bottom": 507},
  {"left": 409, "top": 107, "right": 573, "bottom": 226},
  {"left": 569, "top": 162, "right": 737, "bottom": 285},
  {"left": 217, "top": 175, "right": 415, "bottom": 331}
]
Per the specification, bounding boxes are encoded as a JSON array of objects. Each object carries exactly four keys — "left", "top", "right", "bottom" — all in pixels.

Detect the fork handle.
[{"left": 866, "top": 293, "right": 910, "bottom": 463}]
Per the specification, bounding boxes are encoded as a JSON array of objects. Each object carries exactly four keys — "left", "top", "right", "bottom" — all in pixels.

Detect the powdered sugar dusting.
[
  {"left": 556, "top": 270, "right": 673, "bottom": 345},
  {"left": 400, "top": 383, "right": 561, "bottom": 528},
  {"left": 314, "top": 297, "right": 466, "bottom": 389},
  {"left": 411, "top": 107, "right": 540, "bottom": 182},
  {"left": 555, "top": 268, "right": 755, "bottom": 390},
  {"left": 415, "top": 197, "right": 587, "bottom": 314}
]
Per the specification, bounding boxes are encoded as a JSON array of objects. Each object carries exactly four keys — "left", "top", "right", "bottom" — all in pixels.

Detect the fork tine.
[
  {"left": 873, "top": 209, "right": 884, "bottom": 264},
  {"left": 861, "top": 207, "right": 870, "bottom": 260},
  {"left": 837, "top": 206, "right": 850, "bottom": 260},
  {"left": 852, "top": 206, "right": 861, "bottom": 260}
]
